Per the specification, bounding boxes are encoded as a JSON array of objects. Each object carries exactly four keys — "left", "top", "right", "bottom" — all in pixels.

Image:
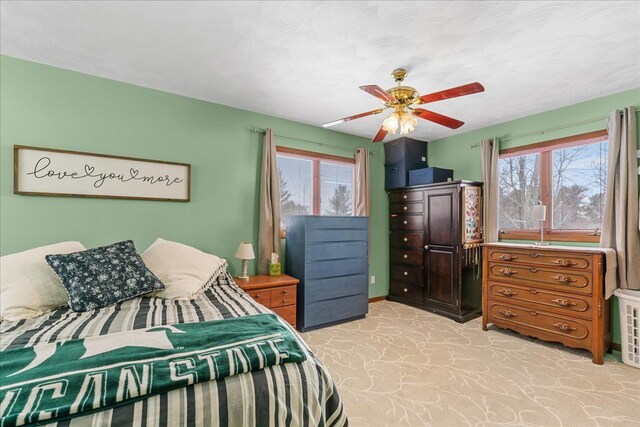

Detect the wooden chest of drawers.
[
  {"left": 482, "top": 243, "right": 611, "bottom": 364},
  {"left": 237, "top": 275, "right": 299, "bottom": 328}
]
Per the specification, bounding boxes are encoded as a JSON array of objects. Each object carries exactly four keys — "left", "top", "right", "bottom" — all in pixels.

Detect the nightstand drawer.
[
  {"left": 270, "top": 285, "right": 297, "bottom": 308},
  {"left": 272, "top": 305, "right": 296, "bottom": 326},
  {"left": 247, "top": 290, "right": 271, "bottom": 307}
]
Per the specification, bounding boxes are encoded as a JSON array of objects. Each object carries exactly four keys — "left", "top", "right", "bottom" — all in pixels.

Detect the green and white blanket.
[{"left": 0, "top": 314, "right": 306, "bottom": 427}]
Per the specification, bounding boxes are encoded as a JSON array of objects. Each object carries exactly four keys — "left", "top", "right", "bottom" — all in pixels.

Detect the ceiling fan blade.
[
  {"left": 322, "top": 108, "right": 387, "bottom": 128},
  {"left": 412, "top": 108, "right": 465, "bottom": 129},
  {"left": 359, "top": 85, "right": 395, "bottom": 103},
  {"left": 372, "top": 127, "right": 388, "bottom": 143},
  {"left": 417, "top": 82, "right": 485, "bottom": 104}
]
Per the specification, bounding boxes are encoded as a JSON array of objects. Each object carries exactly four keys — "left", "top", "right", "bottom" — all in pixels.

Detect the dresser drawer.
[
  {"left": 389, "top": 231, "right": 424, "bottom": 248},
  {"left": 389, "top": 203, "right": 423, "bottom": 214},
  {"left": 488, "top": 263, "right": 592, "bottom": 294},
  {"left": 486, "top": 248, "right": 591, "bottom": 271},
  {"left": 487, "top": 302, "right": 591, "bottom": 344},
  {"left": 305, "top": 274, "right": 368, "bottom": 303},
  {"left": 270, "top": 285, "right": 297, "bottom": 308},
  {"left": 390, "top": 248, "right": 423, "bottom": 266},
  {"left": 303, "top": 293, "right": 368, "bottom": 329},
  {"left": 390, "top": 264, "right": 423, "bottom": 285},
  {"left": 306, "top": 216, "right": 368, "bottom": 230},
  {"left": 389, "top": 281, "right": 424, "bottom": 301},
  {"left": 306, "top": 241, "right": 368, "bottom": 261},
  {"left": 272, "top": 305, "right": 296, "bottom": 327},
  {"left": 389, "top": 191, "right": 423, "bottom": 203},
  {"left": 487, "top": 281, "right": 592, "bottom": 319},
  {"left": 390, "top": 215, "right": 423, "bottom": 230},
  {"left": 307, "top": 228, "right": 368, "bottom": 243},
  {"left": 247, "top": 290, "right": 271, "bottom": 307},
  {"left": 306, "top": 257, "right": 368, "bottom": 280}
]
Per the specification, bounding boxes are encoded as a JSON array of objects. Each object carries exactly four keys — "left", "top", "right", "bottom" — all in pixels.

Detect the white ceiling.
[{"left": 1, "top": 1, "right": 639, "bottom": 141}]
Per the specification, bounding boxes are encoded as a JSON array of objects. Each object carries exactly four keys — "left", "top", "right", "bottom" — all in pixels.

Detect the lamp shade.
[
  {"left": 235, "top": 242, "right": 255, "bottom": 260},
  {"left": 530, "top": 204, "right": 547, "bottom": 221}
]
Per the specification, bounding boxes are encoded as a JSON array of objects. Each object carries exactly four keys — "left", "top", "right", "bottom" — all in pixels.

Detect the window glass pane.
[
  {"left": 552, "top": 140, "right": 607, "bottom": 230},
  {"left": 277, "top": 155, "right": 312, "bottom": 227},
  {"left": 320, "top": 161, "right": 354, "bottom": 216},
  {"left": 498, "top": 153, "right": 541, "bottom": 229}
]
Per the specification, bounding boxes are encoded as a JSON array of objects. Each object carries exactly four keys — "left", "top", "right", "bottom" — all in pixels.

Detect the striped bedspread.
[{"left": 0, "top": 272, "right": 348, "bottom": 427}]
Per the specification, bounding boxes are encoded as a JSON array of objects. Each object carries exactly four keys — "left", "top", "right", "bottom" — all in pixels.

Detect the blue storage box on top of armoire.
[
  {"left": 285, "top": 215, "right": 369, "bottom": 332},
  {"left": 408, "top": 167, "right": 453, "bottom": 186}
]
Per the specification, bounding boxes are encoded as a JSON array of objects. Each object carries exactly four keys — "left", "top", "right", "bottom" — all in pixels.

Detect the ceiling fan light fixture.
[{"left": 399, "top": 111, "right": 417, "bottom": 135}]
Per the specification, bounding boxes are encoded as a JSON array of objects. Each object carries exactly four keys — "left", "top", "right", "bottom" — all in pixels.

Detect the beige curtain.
[
  {"left": 480, "top": 138, "right": 500, "bottom": 243},
  {"left": 354, "top": 148, "right": 370, "bottom": 217},
  {"left": 258, "top": 128, "right": 281, "bottom": 275},
  {"left": 600, "top": 107, "right": 640, "bottom": 292}
]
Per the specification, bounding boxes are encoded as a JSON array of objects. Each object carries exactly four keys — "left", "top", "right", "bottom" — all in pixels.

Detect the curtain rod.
[
  {"left": 468, "top": 108, "right": 639, "bottom": 148},
  {"left": 250, "top": 127, "right": 374, "bottom": 155}
]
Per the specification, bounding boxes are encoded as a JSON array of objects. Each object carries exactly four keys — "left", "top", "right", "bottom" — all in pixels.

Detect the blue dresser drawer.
[
  {"left": 307, "top": 241, "right": 368, "bottom": 261},
  {"left": 303, "top": 293, "right": 368, "bottom": 329},
  {"left": 307, "top": 229, "right": 368, "bottom": 243},
  {"left": 305, "top": 274, "right": 368, "bottom": 303},
  {"left": 306, "top": 258, "right": 368, "bottom": 280},
  {"left": 306, "top": 216, "right": 368, "bottom": 230}
]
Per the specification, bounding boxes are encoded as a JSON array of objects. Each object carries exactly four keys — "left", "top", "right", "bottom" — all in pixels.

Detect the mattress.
[{"left": 0, "top": 272, "right": 347, "bottom": 427}]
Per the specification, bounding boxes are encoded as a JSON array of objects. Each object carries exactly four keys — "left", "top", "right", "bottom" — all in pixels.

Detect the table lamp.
[
  {"left": 235, "top": 242, "right": 255, "bottom": 279},
  {"left": 531, "top": 202, "right": 548, "bottom": 246}
]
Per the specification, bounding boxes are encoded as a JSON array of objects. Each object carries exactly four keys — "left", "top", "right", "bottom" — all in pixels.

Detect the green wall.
[
  {"left": 428, "top": 88, "right": 640, "bottom": 349},
  {"left": 0, "top": 55, "right": 389, "bottom": 296}
]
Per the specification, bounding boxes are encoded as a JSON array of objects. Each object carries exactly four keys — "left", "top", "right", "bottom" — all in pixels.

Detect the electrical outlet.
[{"left": 370, "top": 275, "right": 376, "bottom": 285}]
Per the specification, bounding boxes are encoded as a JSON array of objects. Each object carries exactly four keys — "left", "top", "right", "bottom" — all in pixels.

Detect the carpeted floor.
[{"left": 301, "top": 301, "right": 640, "bottom": 427}]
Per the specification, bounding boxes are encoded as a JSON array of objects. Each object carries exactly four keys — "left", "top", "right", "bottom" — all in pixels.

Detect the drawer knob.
[
  {"left": 403, "top": 206, "right": 408, "bottom": 211},
  {"left": 282, "top": 290, "right": 287, "bottom": 294},
  {"left": 551, "top": 298, "right": 577, "bottom": 307},
  {"left": 404, "top": 271, "right": 408, "bottom": 276},
  {"left": 283, "top": 299, "right": 287, "bottom": 304},
  {"left": 403, "top": 220, "right": 408, "bottom": 225},
  {"left": 424, "top": 245, "right": 429, "bottom": 250},
  {"left": 553, "top": 259, "right": 577, "bottom": 267},
  {"left": 499, "top": 310, "right": 518, "bottom": 318},
  {"left": 498, "top": 268, "right": 517, "bottom": 276},
  {"left": 403, "top": 195, "right": 407, "bottom": 199},
  {"left": 403, "top": 254, "right": 408, "bottom": 259},
  {"left": 530, "top": 268, "right": 538, "bottom": 273},
  {"left": 529, "top": 310, "right": 538, "bottom": 316},
  {"left": 498, "top": 288, "right": 517, "bottom": 297},
  {"left": 552, "top": 275, "right": 576, "bottom": 284},
  {"left": 403, "top": 237, "right": 408, "bottom": 242},
  {"left": 499, "top": 254, "right": 518, "bottom": 261},
  {"left": 552, "top": 322, "right": 577, "bottom": 332},
  {"left": 404, "top": 288, "right": 408, "bottom": 293},
  {"left": 529, "top": 288, "right": 539, "bottom": 294},
  {"left": 530, "top": 252, "right": 540, "bottom": 258}
]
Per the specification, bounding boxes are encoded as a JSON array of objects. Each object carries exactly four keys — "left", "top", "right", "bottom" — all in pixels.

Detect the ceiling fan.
[{"left": 322, "top": 69, "right": 484, "bottom": 143}]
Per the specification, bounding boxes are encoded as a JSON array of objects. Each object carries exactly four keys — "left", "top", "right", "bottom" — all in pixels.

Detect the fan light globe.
[
  {"left": 382, "top": 112, "right": 400, "bottom": 134},
  {"left": 399, "top": 112, "right": 417, "bottom": 135}
]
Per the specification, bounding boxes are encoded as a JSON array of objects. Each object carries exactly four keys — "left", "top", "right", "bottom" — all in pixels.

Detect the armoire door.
[{"left": 424, "top": 187, "right": 458, "bottom": 310}]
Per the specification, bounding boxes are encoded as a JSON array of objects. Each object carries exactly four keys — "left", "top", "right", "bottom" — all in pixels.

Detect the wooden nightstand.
[{"left": 236, "top": 275, "right": 299, "bottom": 329}]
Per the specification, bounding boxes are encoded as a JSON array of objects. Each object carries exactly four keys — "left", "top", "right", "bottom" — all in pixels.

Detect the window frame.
[
  {"left": 498, "top": 129, "right": 608, "bottom": 243},
  {"left": 276, "top": 146, "right": 355, "bottom": 237}
]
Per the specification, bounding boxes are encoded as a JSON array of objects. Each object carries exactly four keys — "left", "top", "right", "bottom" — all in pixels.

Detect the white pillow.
[
  {"left": 141, "top": 238, "right": 226, "bottom": 300},
  {"left": 1, "top": 241, "right": 86, "bottom": 321}
]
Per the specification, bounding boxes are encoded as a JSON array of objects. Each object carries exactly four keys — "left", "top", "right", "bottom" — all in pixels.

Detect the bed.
[{"left": 0, "top": 271, "right": 348, "bottom": 427}]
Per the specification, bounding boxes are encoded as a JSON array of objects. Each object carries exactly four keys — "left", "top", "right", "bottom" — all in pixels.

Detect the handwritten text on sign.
[{"left": 14, "top": 146, "right": 190, "bottom": 201}]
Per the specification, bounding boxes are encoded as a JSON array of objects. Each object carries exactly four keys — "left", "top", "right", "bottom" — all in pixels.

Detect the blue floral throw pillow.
[{"left": 46, "top": 240, "right": 165, "bottom": 312}]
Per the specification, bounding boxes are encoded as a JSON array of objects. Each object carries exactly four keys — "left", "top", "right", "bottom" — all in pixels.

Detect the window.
[
  {"left": 277, "top": 147, "right": 355, "bottom": 234},
  {"left": 498, "top": 130, "right": 608, "bottom": 242}
]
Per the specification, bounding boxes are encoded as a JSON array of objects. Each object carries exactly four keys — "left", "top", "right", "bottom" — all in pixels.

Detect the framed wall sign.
[{"left": 14, "top": 145, "right": 191, "bottom": 202}]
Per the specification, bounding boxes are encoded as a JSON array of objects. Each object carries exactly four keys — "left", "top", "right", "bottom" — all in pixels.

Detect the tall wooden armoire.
[{"left": 387, "top": 180, "right": 483, "bottom": 322}]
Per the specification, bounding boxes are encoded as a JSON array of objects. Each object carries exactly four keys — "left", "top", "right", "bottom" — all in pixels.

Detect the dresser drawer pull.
[
  {"left": 404, "top": 271, "right": 409, "bottom": 276},
  {"left": 282, "top": 299, "right": 287, "bottom": 304},
  {"left": 552, "top": 275, "right": 576, "bottom": 283},
  {"left": 282, "top": 290, "right": 287, "bottom": 294},
  {"left": 530, "top": 252, "right": 540, "bottom": 258},
  {"left": 550, "top": 298, "right": 576, "bottom": 307},
  {"left": 403, "top": 254, "right": 408, "bottom": 259},
  {"left": 498, "top": 268, "right": 517, "bottom": 276},
  {"left": 254, "top": 294, "right": 260, "bottom": 299},
  {"left": 529, "top": 310, "right": 538, "bottom": 316},
  {"left": 529, "top": 288, "right": 539, "bottom": 294},
  {"left": 552, "top": 259, "right": 577, "bottom": 267},
  {"left": 552, "top": 323, "right": 577, "bottom": 332},
  {"left": 403, "top": 206, "right": 408, "bottom": 211},
  {"left": 530, "top": 268, "right": 538, "bottom": 273},
  {"left": 403, "top": 237, "right": 408, "bottom": 242},
  {"left": 499, "top": 254, "right": 518, "bottom": 261},
  {"left": 498, "top": 289, "right": 517, "bottom": 297},
  {"left": 499, "top": 310, "right": 518, "bottom": 318},
  {"left": 403, "top": 195, "right": 407, "bottom": 199},
  {"left": 403, "top": 220, "right": 408, "bottom": 225},
  {"left": 404, "top": 288, "right": 408, "bottom": 293}
]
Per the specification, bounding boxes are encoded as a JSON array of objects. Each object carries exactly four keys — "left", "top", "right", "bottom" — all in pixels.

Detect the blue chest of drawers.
[{"left": 285, "top": 216, "right": 369, "bottom": 332}]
